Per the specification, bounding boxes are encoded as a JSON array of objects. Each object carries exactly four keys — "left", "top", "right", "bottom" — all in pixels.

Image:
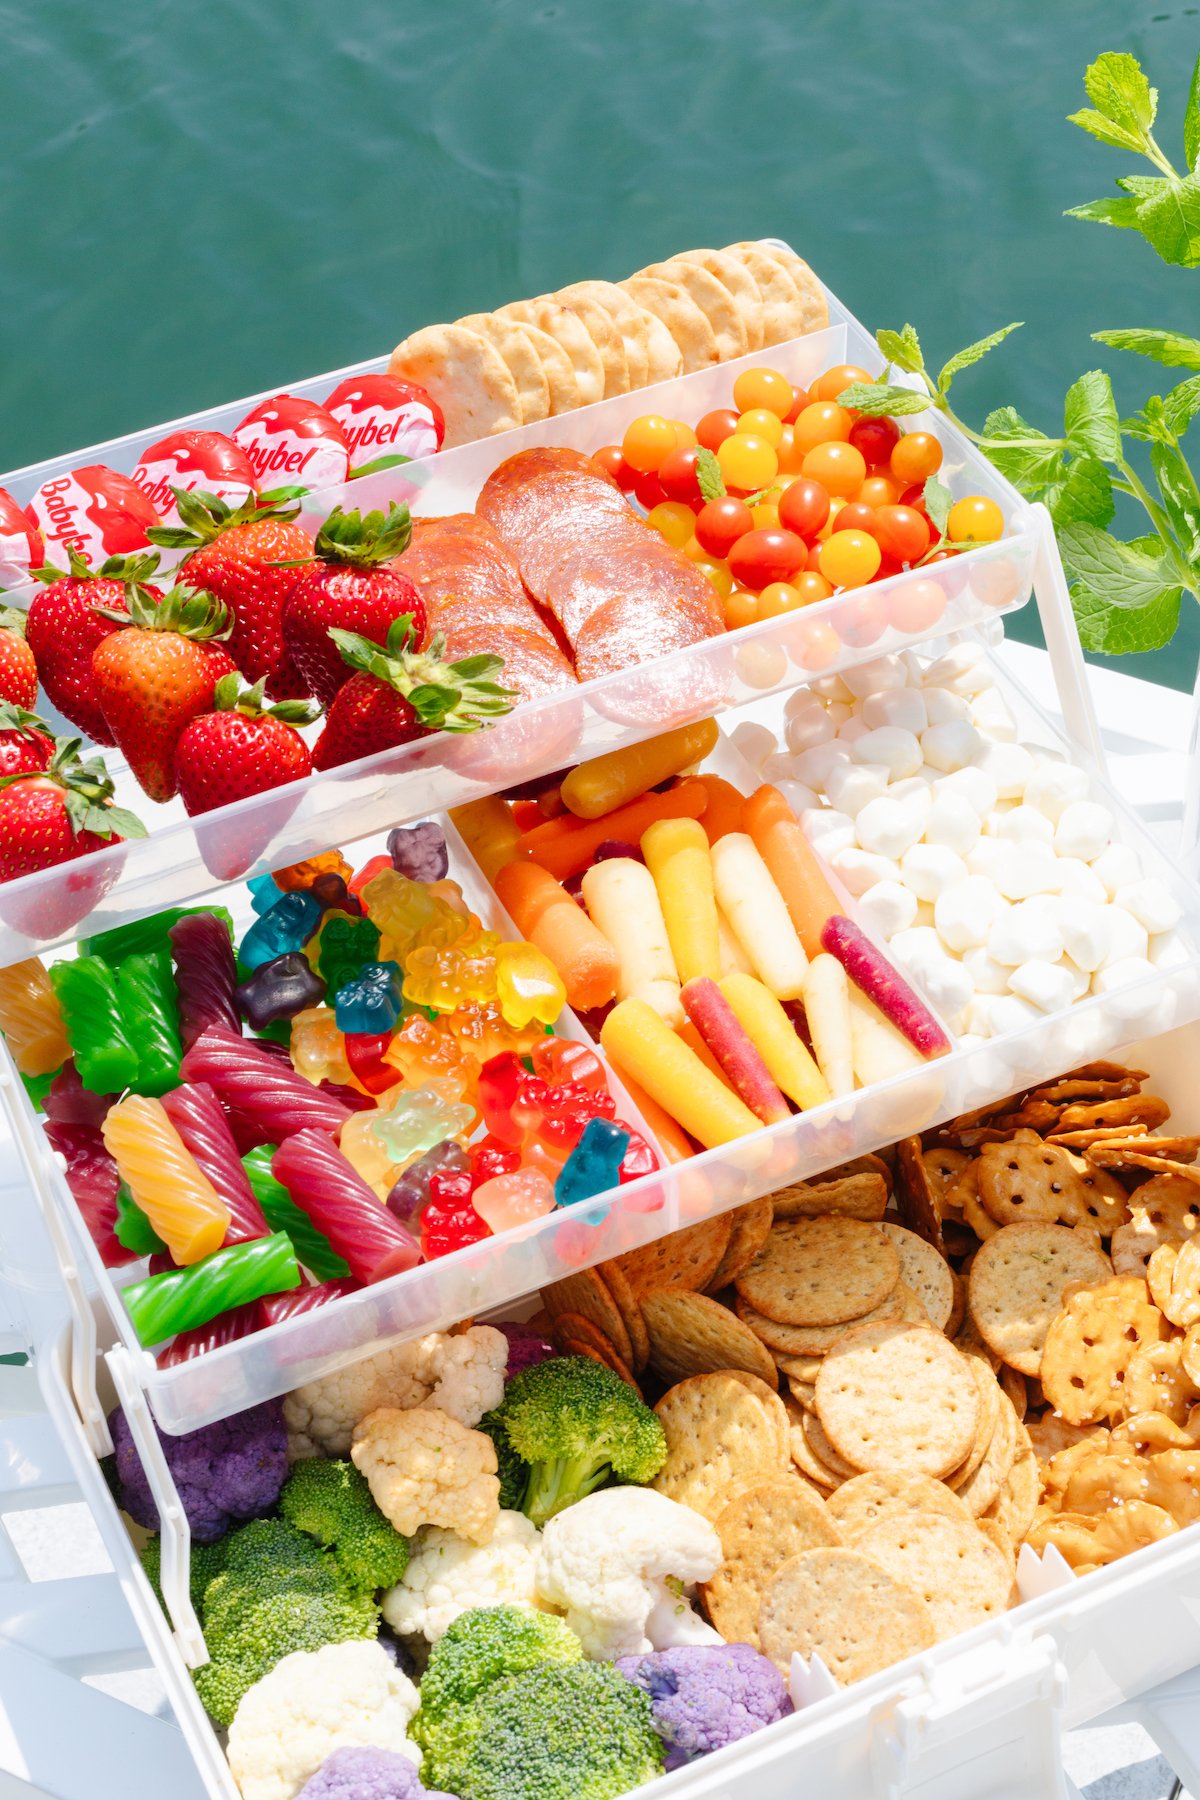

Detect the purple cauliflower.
[
  {"left": 615, "top": 1642, "right": 792, "bottom": 1770},
  {"left": 108, "top": 1399, "right": 288, "bottom": 1544},
  {"left": 494, "top": 1320, "right": 556, "bottom": 1376},
  {"left": 296, "top": 1746, "right": 456, "bottom": 1799}
]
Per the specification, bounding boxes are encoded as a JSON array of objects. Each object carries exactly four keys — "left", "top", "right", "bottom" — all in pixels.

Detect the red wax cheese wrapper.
[
  {"left": 28, "top": 465, "right": 161, "bottom": 568},
  {"left": 131, "top": 429, "right": 257, "bottom": 523},
  {"left": 232, "top": 394, "right": 350, "bottom": 491},
  {"left": 324, "top": 373, "right": 445, "bottom": 465},
  {"left": 0, "top": 486, "right": 42, "bottom": 589}
]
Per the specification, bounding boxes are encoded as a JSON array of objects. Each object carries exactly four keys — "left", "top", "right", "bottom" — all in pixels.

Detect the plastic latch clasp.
[{"left": 871, "top": 1631, "right": 1070, "bottom": 1800}]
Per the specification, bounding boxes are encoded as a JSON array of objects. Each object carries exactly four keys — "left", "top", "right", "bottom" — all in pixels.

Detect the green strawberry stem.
[
  {"left": 96, "top": 582, "right": 232, "bottom": 640},
  {"left": 329, "top": 618, "right": 515, "bottom": 733},
  {"left": 31, "top": 548, "right": 162, "bottom": 589},
  {"left": 147, "top": 486, "right": 303, "bottom": 552},
  {"left": 312, "top": 502, "right": 412, "bottom": 567},
  {"left": 0, "top": 736, "right": 146, "bottom": 841},
  {"left": 210, "top": 672, "right": 320, "bottom": 725},
  {"left": 0, "top": 701, "right": 52, "bottom": 737}
]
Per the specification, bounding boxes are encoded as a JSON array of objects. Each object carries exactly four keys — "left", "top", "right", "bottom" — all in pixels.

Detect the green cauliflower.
[
  {"left": 280, "top": 1457, "right": 410, "bottom": 1592},
  {"left": 455, "top": 1659, "right": 663, "bottom": 1800}
]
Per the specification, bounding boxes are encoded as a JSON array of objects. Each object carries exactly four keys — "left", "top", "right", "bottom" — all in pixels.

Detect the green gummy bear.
[{"left": 316, "top": 913, "right": 380, "bottom": 995}]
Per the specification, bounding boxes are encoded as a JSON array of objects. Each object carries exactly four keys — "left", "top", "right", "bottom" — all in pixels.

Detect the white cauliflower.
[
  {"left": 226, "top": 1639, "right": 420, "bottom": 1800},
  {"left": 284, "top": 1325, "right": 507, "bottom": 1458},
  {"left": 381, "top": 1509, "right": 548, "bottom": 1643},
  {"left": 535, "top": 1487, "right": 723, "bottom": 1661},
  {"left": 351, "top": 1405, "right": 500, "bottom": 1544}
]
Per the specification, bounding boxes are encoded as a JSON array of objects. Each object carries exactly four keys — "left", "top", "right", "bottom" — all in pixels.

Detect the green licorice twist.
[
  {"left": 116, "top": 949, "right": 183, "bottom": 1096},
  {"left": 80, "top": 903, "right": 235, "bottom": 967},
  {"left": 123, "top": 1230, "right": 300, "bottom": 1346},
  {"left": 241, "top": 1148, "right": 351, "bottom": 1282},
  {"left": 49, "top": 956, "right": 139, "bottom": 1094}
]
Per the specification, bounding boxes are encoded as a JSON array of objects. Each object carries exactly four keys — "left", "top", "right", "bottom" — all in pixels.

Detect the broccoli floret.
[
  {"left": 415, "top": 1605, "right": 582, "bottom": 1792},
  {"left": 455, "top": 1660, "right": 663, "bottom": 1800},
  {"left": 491, "top": 1357, "right": 667, "bottom": 1526},
  {"left": 139, "top": 1531, "right": 232, "bottom": 1617},
  {"left": 477, "top": 1408, "right": 529, "bottom": 1511},
  {"left": 280, "top": 1457, "right": 411, "bottom": 1592}
]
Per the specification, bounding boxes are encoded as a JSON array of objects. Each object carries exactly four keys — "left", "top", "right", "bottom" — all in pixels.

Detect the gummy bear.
[
  {"left": 477, "top": 1052, "right": 526, "bottom": 1146},
  {"left": 313, "top": 912, "right": 381, "bottom": 990},
  {"left": 334, "top": 961, "right": 404, "bottom": 1035},
  {"left": 469, "top": 1136, "right": 522, "bottom": 1186},
  {"left": 310, "top": 872, "right": 361, "bottom": 916},
  {"left": 536, "top": 1081, "right": 617, "bottom": 1152},
  {"left": 555, "top": 1117, "right": 630, "bottom": 1207},
  {"left": 494, "top": 940, "right": 566, "bottom": 1029},
  {"left": 289, "top": 1006, "right": 353, "bottom": 1088},
  {"left": 274, "top": 851, "right": 354, "bottom": 893},
  {"left": 402, "top": 929, "right": 499, "bottom": 1015},
  {"left": 248, "top": 873, "right": 280, "bottom": 915},
  {"left": 344, "top": 1031, "right": 395, "bottom": 1095},
  {"left": 240, "top": 892, "right": 322, "bottom": 971},
  {"left": 530, "top": 1038, "right": 606, "bottom": 1093},
  {"left": 372, "top": 1084, "right": 475, "bottom": 1167},
  {"left": 420, "top": 1169, "right": 492, "bottom": 1259},
  {"left": 384, "top": 1014, "right": 477, "bottom": 1107},
  {"left": 339, "top": 1110, "right": 401, "bottom": 1198},
  {"left": 387, "top": 1139, "right": 470, "bottom": 1230},
  {"left": 361, "top": 869, "right": 470, "bottom": 961},
  {"left": 349, "top": 853, "right": 392, "bottom": 899},
  {"left": 445, "top": 1000, "right": 543, "bottom": 1065},
  {"left": 236, "top": 952, "right": 326, "bottom": 1030},
  {"left": 388, "top": 821, "right": 449, "bottom": 883},
  {"left": 471, "top": 1168, "right": 555, "bottom": 1233},
  {"left": 619, "top": 1127, "right": 660, "bottom": 1184}
]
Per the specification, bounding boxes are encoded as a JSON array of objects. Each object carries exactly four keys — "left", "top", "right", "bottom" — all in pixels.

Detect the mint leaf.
[
  {"left": 838, "top": 382, "right": 931, "bottom": 417},
  {"left": 1131, "top": 173, "right": 1200, "bottom": 267},
  {"left": 1186, "top": 50, "right": 1200, "bottom": 174},
  {"left": 1150, "top": 441, "right": 1200, "bottom": 561},
  {"left": 922, "top": 476, "right": 953, "bottom": 534},
  {"left": 980, "top": 407, "right": 1066, "bottom": 490},
  {"left": 1164, "top": 375, "right": 1200, "bottom": 436},
  {"left": 1057, "top": 522, "right": 1171, "bottom": 607},
  {"left": 1067, "top": 109, "right": 1147, "bottom": 154},
  {"left": 936, "top": 323, "right": 1023, "bottom": 394},
  {"left": 1063, "top": 370, "right": 1122, "bottom": 461},
  {"left": 1093, "top": 327, "right": 1200, "bottom": 371},
  {"left": 1066, "top": 196, "right": 1143, "bottom": 230},
  {"left": 875, "top": 325, "right": 923, "bottom": 373},
  {"left": 1072, "top": 582, "right": 1181, "bottom": 654},
  {"left": 694, "top": 447, "right": 725, "bottom": 502},
  {"left": 1047, "top": 455, "right": 1115, "bottom": 529},
  {"left": 1084, "top": 51, "right": 1157, "bottom": 135}
]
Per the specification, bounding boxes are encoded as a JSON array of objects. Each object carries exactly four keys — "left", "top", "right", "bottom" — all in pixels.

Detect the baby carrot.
[
  {"left": 561, "top": 718, "right": 719, "bottom": 819},
  {"left": 697, "top": 775, "right": 747, "bottom": 844},
  {"left": 494, "top": 861, "right": 618, "bottom": 1013},
  {"left": 743, "top": 783, "right": 841, "bottom": 960},
  {"left": 523, "top": 779, "right": 709, "bottom": 880}
]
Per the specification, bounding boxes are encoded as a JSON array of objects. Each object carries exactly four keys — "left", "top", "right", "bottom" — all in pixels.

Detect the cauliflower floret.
[
  {"left": 535, "top": 1487, "right": 722, "bottom": 1661},
  {"left": 381, "top": 1509, "right": 547, "bottom": 1643},
  {"left": 352, "top": 1406, "right": 500, "bottom": 1545},
  {"left": 285, "top": 1328, "right": 507, "bottom": 1460},
  {"left": 226, "top": 1640, "right": 420, "bottom": 1800}
]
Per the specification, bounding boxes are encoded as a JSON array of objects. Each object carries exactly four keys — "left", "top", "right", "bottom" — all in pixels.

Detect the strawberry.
[
  {"left": 280, "top": 503, "right": 424, "bottom": 708},
  {"left": 26, "top": 549, "right": 162, "bottom": 745},
  {"left": 0, "top": 704, "right": 55, "bottom": 778},
  {"left": 151, "top": 488, "right": 314, "bottom": 698},
  {"left": 0, "top": 609, "right": 38, "bottom": 711},
  {"left": 91, "top": 585, "right": 238, "bottom": 803},
  {"left": 312, "top": 618, "right": 513, "bottom": 771},
  {"left": 0, "top": 737, "right": 146, "bottom": 938}
]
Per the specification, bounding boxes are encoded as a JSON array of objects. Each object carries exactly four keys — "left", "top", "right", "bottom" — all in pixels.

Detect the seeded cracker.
[
  {"left": 882, "top": 1223, "right": 955, "bottom": 1329},
  {"left": 702, "top": 1480, "right": 841, "bottom": 1648},
  {"left": 707, "top": 1196, "right": 774, "bottom": 1291},
  {"left": 641, "top": 1287, "right": 779, "bottom": 1387},
  {"left": 597, "top": 1261, "right": 649, "bottom": 1372},
  {"left": 735, "top": 1285, "right": 904, "bottom": 1355},
  {"left": 735, "top": 1217, "right": 900, "bottom": 1327},
  {"left": 758, "top": 1548, "right": 935, "bottom": 1682},
  {"left": 816, "top": 1322, "right": 979, "bottom": 1479},
  {"left": 610, "top": 1213, "right": 732, "bottom": 1298},
  {"left": 653, "top": 1373, "right": 786, "bottom": 1520},
  {"left": 541, "top": 1267, "right": 633, "bottom": 1367},
  {"left": 968, "top": 1222, "right": 1113, "bottom": 1376}
]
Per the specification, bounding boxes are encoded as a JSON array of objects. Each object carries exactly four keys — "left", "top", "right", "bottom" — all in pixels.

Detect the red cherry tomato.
[
  {"left": 872, "top": 504, "right": 931, "bottom": 564},
  {"left": 897, "top": 482, "right": 929, "bottom": 512},
  {"left": 657, "top": 445, "right": 703, "bottom": 506},
  {"left": 848, "top": 416, "right": 901, "bottom": 465},
  {"left": 592, "top": 445, "right": 636, "bottom": 491},
  {"left": 835, "top": 588, "right": 889, "bottom": 648},
  {"left": 783, "top": 386, "right": 811, "bottom": 424},
  {"left": 778, "top": 477, "right": 831, "bottom": 541},
  {"left": 632, "top": 467, "right": 667, "bottom": 510},
  {"left": 728, "top": 527, "right": 808, "bottom": 592},
  {"left": 695, "top": 409, "right": 740, "bottom": 452},
  {"left": 695, "top": 495, "right": 755, "bottom": 558},
  {"left": 833, "top": 501, "right": 879, "bottom": 537}
]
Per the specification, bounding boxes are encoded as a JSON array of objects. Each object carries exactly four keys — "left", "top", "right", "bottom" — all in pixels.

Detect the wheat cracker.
[
  {"left": 968, "top": 1222, "right": 1113, "bottom": 1376},
  {"left": 758, "top": 1548, "right": 935, "bottom": 1682},
  {"left": 702, "top": 1479, "right": 841, "bottom": 1648},
  {"left": 736, "top": 1285, "right": 903, "bottom": 1355},
  {"left": 771, "top": 1173, "right": 887, "bottom": 1221},
  {"left": 826, "top": 1471, "right": 971, "bottom": 1542},
  {"left": 642, "top": 1286, "right": 779, "bottom": 1386},
  {"left": 945, "top": 1354, "right": 1001, "bottom": 1489},
  {"left": 611, "top": 1213, "right": 732, "bottom": 1298},
  {"left": 735, "top": 1217, "right": 900, "bottom": 1326},
  {"left": 541, "top": 1267, "right": 633, "bottom": 1366},
  {"left": 707, "top": 1196, "right": 774, "bottom": 1292},
  {"left": 951, "top": 1388, "right": 1019, "bottom": 1515},
  {"left": 816, "top": 1322, "right": 979, "bottom": 1479},
  {"left": 389, "top": 323, "right": 522, "bottom": 446},
  {"left": 986, "top": 1441, "right": 1040, "bottom": 1547},
  {"left": 653, "top": 1373, "right": 787, "bottom": 1519},
  {"left": 597, "top": 1261, "right": 649, "bottom": 1372},
  {"left": 724, "top": 1371, "right": 790, "bottom": 1462},
  {"left": 882, "top": 1223, "right": 954, "bottom": 1330}
]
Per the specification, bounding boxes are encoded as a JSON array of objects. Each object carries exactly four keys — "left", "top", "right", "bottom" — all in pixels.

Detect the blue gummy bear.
[
  {"left": 334, "top": 960, "right": 405, "bottom": 1035},
  {"left": 248, "top": 873, "right": 281, "bottom": 916},
  {"left": 239, "top": 891, "right": 323, "bottom": 970},
  {"left": 554, "top": 1116, "right": 630, "bottom": 1208}
]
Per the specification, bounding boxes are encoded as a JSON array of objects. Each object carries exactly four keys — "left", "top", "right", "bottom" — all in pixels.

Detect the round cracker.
[
  {"left": 784, "top": 1398, "right": 840, "bottom": 1489},
  {"left": 597, "top": 1261, "right": 649, "bottom": 1372},
  {"left": 559, "top": 1333, "right": 641, "bottom": 1393},
  {"left": 499, "top": 298, "right": 606, "bottom": 406},
  {"left": 826, "top": 1471, "right": 971, "bottom": 1542},
  {"left": 735, "top": 1217, "right": 900, "bottom": 1327},
  {"left": 388, "top": 323, "right": 521, "bottom": 447},
  {"left": 506, "top": 319, "right": 579, "bottom": 414},
  {"left": 724, "top": 1370, "right": 790, "bottom": 1463},
  {"left": 816, "top": 1322, "right": 980, "bottom": 1479},
  {"left": 640, "top": 258, "right": 749, "bottom": 362},
  {"left": 642, "top": 1286, "right": 779, "bottom": 1387},
  {"left": 985, "top": 1442, "right": 1040, "bottom": 1547},
  {"left": 552, "top": 289, "right": 629, "bottom": 396},
  {"left": 621, "top": 275, "right": 719, "bottom": 373},
  {"left": 735, "top": 1285, "right": 904, "bottom": 1354},
  {"left": 611, "top": 1213, "right": 732, "bottom": 1298},
  {"left": 759, "top": 1547, "right": 935, "bottom": 1682},
  {"left": 954, "top": 1388, "right": 1018, "bottom": 1516},
  {"left": 853, "top": 1510, "right": 1012, "bottom": 1641},
  {"left": 968, "top": 1222, "right": 1113, "bottom": 1377},
  {"left": 653, "top": 1372, "right": 787, "bottom": 1519},
  {"left": 802, "top": 1409, "right": 860, "bottom": 1480},
  {"left": 882, "top": 1223, "right": 954, "bottom": 1330},
  {"left": 456, "top": 311, "right": 550, "bottom": 424},
  {"left": 556, "top": 279, "right": 655, "bottom": 388},
  {"left": 707, "top": 1196, "right": 774, "bottom": 1293},
  {"left": 945, "top": 1354, "right": 1002, "bottom": 1488},
  {"left": 674, "top": 247, "right": 765, "bottom": 350},
  {"left": 719, "top": 242, "right": 810, "bottom": 344},
  {"left": 753, "top": 243, "right": 829, "bottom": 335},
  {"left": 541, "top": 1267, "right": 633, "bottom": 1367},
  {"left": 702, "top": 1479, "right": 840, "bottom": 1647}
]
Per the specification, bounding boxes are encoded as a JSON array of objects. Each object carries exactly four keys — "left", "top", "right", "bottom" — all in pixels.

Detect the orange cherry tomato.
[
  {"left": 647, "top": 502, "right": 699, "bottom": 548},
  {"left": 788, "top": 616, "right": 840, "bottom": 669},
  {"left": 696, "top": 409, "right": 740, "bottom": 452},
  {"left": 793, "top": 402, "right": 853, "bottom": 452},
  {"left": 694, "top": 558, "right": 734, "bottom": 599},
  {"left": 723, "top": 588, "right": 760, "bottom": 630},
  {"left": 757, "top": 581, "right": 803, "bottom": 618},
  {"left": 670, "top": 420, "right": 698, "bottom": 449},
  {"left": 775, "top": 423, "right": 805, "bottom": 474},
  {"left": 872, "top": 504, "right": 931, "bottom": 564},
  {"left": 733, "top": 367, "right": 795, "bottom": 417},
  {"left": 622, "top": 414, "right": 677, "bottom": 474},
  {"left": 801, "top": 441, "right": 868, "bottom": 499},
  {"left": 735, "top": 406, "right": 784, "bottom": 447},
  {"left": 818, "top": 529, "right": 882, "bottom": 588},
  {"left": 947, "top": 495, "right": 1005, "bottom": 543},
  {"left": 792, "top": 569, "right": 834, "bottom": 605},
  {"left": 783, "top": 386, "right": 811, "bottom": 424},
  {"left": 750, "top": 503, "right": 781, "bottom": 530},
  {"left": 811, "top": 364, "right": 874, "bottom": 403},
  {"left": 856, "top": 475, "right": 899, "bottom": 508},
  {"left": 890, "top": 432, "right": 944, "bottom": 483}
]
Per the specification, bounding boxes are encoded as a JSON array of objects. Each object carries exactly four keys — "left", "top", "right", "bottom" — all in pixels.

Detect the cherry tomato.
[
  {"left": 750, "top": 502, "right": 780, "bottom": 530},
  {"left": 833, "top": 501, "right": 879, "bottom": 537},
  {"left": 972, "top": 558, "right": 1026, "bottom": 608},
  {"left": 622, "top": 414, "right": 677, "bottom": 474},
  {"left": 592, "top": 445, "right": 636, "bottom": 490},
  {"left": 947, "top": 495, "right": 1005, "bottom": 543},
  {"left": 890, "top": 431, "right": 943, "bottom": 483},
  {"left": 735, "top": 406, "right": 784, "bottom": 447},
  {"left": 873, "top": 553, "right": 903, "bottom": 582},
  {"left": 728, "top": 527, "right": 807, "bottom": 591},
  {"left": 646, "top": 501, "right": 697, "bottom": 548},
  {"left": 801, "top": 441, "right": 867, "bottom": 499},
  {"left": 924, "top": 546, "right": 970, "bottom": 599},
  {"left": 657, "top": 445, "right": 703, "bottom": 506},
  {"left": 792, "top": 569, "right": 834, "bottom": 605},
  {"left": 848, "top": 415, "right": 901, "bottom": 465},
  {"left": 793, "top": 402, "right": 852, "bottom": 452},
  {"left": 681, "top": 534, "right": 711, "bottom": 561},
  {"left": 804, "top": 539, "right": 824, "bottom": 572},
  {"left": 696, "top": 408, "right": 740, "bottom": 452},
  {"left": 717, "top": 432, "right": 778, "bottom": 493},
  {"left": 888, "top": 577, "right": 947, "bottom": 634},
  {"left": 783, "top": 386, "right": 811, "bottom": 424},
  {"left": 670, "top": 420, "right": 698, "bottom": 449},
  {"left": 695, "top": 495, "right": 755, "bottom": 558},
  {"left": 779, "top": 477, "right": 831, "bottom": 540},
  {"left": 695, "top": 558, "right": 733, "bottom": 599},
  {"left": 775, "top": 424, "right": 805, "bottom": 474},
  {"left": 872, "top": 504, "right": 931, "bottom": 564},
  {"left": 811, "top": 363, "right": 874, "bottom": 403},
  {"left": 835, "top": 589, "right": 889, "bottom": 647},
  {"left": 757, "top": 581, "right": 803, "bottom": 618},
  {"left": 897, "top": 482, "right": 929, "bottom": 511},
  {"left": 788, "top": 616, "right": 840, "bottom": 669},
  {"left": 732, "top": 367, "right": 794, "bottom": 418},
  {"left": 724, "top": 589, "right": 760, "bottom": 630},
  {"left": 632, "top": 467, "right": 667, "bottom": 510},
  {"left": 818, "top": 528, "right": 882, "bottom": 588},
  {"left": 856, "top": 474, "right": 900, "bottom": 508}
]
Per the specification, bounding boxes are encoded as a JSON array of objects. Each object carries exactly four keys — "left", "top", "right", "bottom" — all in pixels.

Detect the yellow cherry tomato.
[
  {"left": 723, "top": 588, "right": 760, "bottom": 630},
  {"left": 802, "top": 441, "right": 867, "bottom": 499},
  {"left": 856, "top": 474, "right": 899, "bottom": 507},
  {"left": 751, "top": 503, "right": 781, "bottom": 530},
  {"left": 717, "top": 432, "right": 779, "bottom": 493},
  {"left": 947, "top": 495, "right": 1005, "bottom": 543},
  {"left": 757, "top": 581, "right": 803, "bottom": 618},
  {"left": 818, "top": 528, "right": 883, "bottom": 588},
  {"left": 732, "top": 366, "right": 794, "bottom": 418},
  {"left": 681, "top": 535, "right": 710, "bottom": 561},
  {"left": 735, "top": 406, "right": 784, "bottom": 447},
  {"left": 890, "top": 431, "right": 943, "bottom": 482},
  {"left": 647, "top": 501, "right": 699, "bottom": 548},
  {"left": 670, "top": 420, "right": 698, "bottom": 449},
  {"left": 793, "top": 402, "right": 853, "bottom": 452},
  {"left": 775, "top": 424, "right": 805, "bottom": 474},
  {"left": 695, "top": 558, "right": 733, "bottom": 598},
  {"left": 622, "top": 414, "right": 676, "bottom": 474},
  {"left": 810, "top": 364, "right": 874, "bottom": 403}
]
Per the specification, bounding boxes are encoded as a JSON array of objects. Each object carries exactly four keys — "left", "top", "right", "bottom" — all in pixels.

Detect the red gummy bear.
[
  {"left": 530, "top": 1037, "right": 606, "bottom": 1093},
  {"left": 618, "top": 1126, "right": 659, "bottom": 1183},
  {"left": 478, "top": 1052, "right": 527, "bottom": 1146},
  {"left": 345, "top": 1031, "right": 395, "bottom": 1094},
  {"left": 537, "top": 1081, "right": 617, "bottom": 1151},
  {"left": 470, "top": 1135, "right": 522, "bottom": 1187},
  {"left": 420, "top": 1169, "right": 492, "bottom": 1260}
]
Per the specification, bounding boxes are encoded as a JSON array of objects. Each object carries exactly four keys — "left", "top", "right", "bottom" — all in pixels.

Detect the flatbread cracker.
[
  {"left": 389, "top": 323, "right": 522, "bottom": 446},
  {"left": 673, "top": 247, "right": 765, "bottom": 349},
  {"left": 499, "top": 297, "right": 606, "bottom": 406},
  {"left": 622, "top": 275, "right": 719, "bottom": 372},
  {"left": 552, "top": 288, "right": 629, "bottom": 396},
  {"left": 721, "top": 242, "right": 812, "bottom": 344},
  {"left": 758, "top": 1547, "right": 935, "bottom": 1682},
  {"left": 555, "top": 279, "right": 658, "bottom": 387},
  {"left": 640, "top": 258, "right": 749, "bottom": 362},
  {"left": 702, "top": 1480, "right": 841, "bottom": 1648},
  {"left": 753, "top": 244, "right": 830, "bottom": 335},
  {"left": 457, "top": 312, "right": 551, "bottom": 423},
  {"left": 735, "top": 1217, "right": 900, "bottom": 1326}
]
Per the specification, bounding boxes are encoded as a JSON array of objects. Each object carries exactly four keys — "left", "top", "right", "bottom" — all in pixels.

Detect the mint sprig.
[{"left": 1066, "top": 51, "right": 1200, "bottom": 267}]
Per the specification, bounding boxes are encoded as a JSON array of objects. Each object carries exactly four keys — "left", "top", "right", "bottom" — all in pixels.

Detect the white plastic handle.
[{"left": 1028, "top": 503, "right": 1107, "bottom": 774}]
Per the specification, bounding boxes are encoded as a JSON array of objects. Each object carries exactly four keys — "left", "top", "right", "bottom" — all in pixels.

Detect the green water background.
[{"left": 2, "top": 0, "right": 1199, "bottom": 688}]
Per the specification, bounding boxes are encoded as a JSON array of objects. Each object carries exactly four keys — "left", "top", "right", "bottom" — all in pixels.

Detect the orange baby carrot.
[
  {"left": 697, "top": 775, "right": 746, "bottom": 844},
  {"left": 494, "top": 861, "right": 618, "bottom": 1013},
  {"left": 743, "top": 784, "right": 841, "bottom": 960},
  {"left": 523, "top": 779, "right": 709, "bottom": 881},
  {"left": 514, "top": 810, "right": 589, "bottom": 855}
]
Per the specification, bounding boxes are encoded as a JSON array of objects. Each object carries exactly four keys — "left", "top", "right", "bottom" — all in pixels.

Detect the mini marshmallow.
[
  {"left": 1008, "top": 959, "right": 1078, "bottom": 1014},
  {"left": 1059, "top": 901, "right": 1113, "bottom": 973},
  {"left": 801, "top": 807, "right": 856, "bottom": 856},
  {"left": 969, "top": 690, "right": 1018, "bottom": 742},
  {"left": 826, "top": 702, "right": 854, "bottom": 729},
  {"left": 825, "top": 761, "right": 891, "bottom": 819},
  {"left": 1053, "top": 857, "right": 1108, "bottom": 904},
  {"left": 937, "top": 765, "right": 999, "bottom": 816},
  {"left": 934, "top": 876, "right": 1006, "bottom": 952},
  {"left": 906, "top": 950, "right": 973, "bottom": 1026},
  {"left": 921, "top": 721, "right": 985, "bottom": 773},
  {"left": 900, "top": 843, "right": 969, "bottom": 901},
  {"left": 863, "top": 687, "right": 928, "bottom": 734},
  {"left": 810, "top": 673, "right": 854, "bottom": 704},
  {"left": 856, "top": 880, "right": 919, "bottom": 940},
  {"left": 761, "top": 753, "right": 798, "bottom": 786},
  {"left": 1023, "top": 760, "right": 1091, "bottom": 824},
  {"left": 841, "top": 655, "right": 907, "bottom": 698},
  {"left": 1060, "top": 958, "right": 1092, "bottom": 999},
  {"left": 785, "top": 687, "right": 828, "bottom": 721},
  {"left": 851, "top": 727, "right": 923, "bottom": 780},
  {"left": 924, "top": 793, "right": 982, "bottom": 857},
  {"left": 964, "top": 996, "right": 1001, "bottom": 1038},
  {"left": 962, "top": 945, "right": 1012, "bottom": 995},
  {"left": 793, "top": 742, "right": 853, "bottom": 790},
  {"left": 990, "top": 843, "right": 1061, "bottom": 902},
  {"left": 1149, "top": 929, "right": 1185, "bottom": 968},
  {"left": 921, "top": 645, "right": 994, "bottom": 695},
  {"left": 890, "top": 925, "right": 944, "bottom": 965},
  {"left": 923, "top": 687, "right": 971, "bottom": 727},
  {"left": 1092, "top": 956, "right": 1157, "bottom": 995},
  {"left": 829, "top": 846, "right": 902, "bottom": 897},
  {"left": 977, "top": 740, "right": 1035, "bottom": 801},
  {"left": 855, "top": 795, "right": 927, "bottom": 859},
  {"left": 988, "top": 898, "right": 1065, "bottom": 966},
  {"left": 890, "top": 773, "right": 936, "bottom": 807},
  {"left": 987, "top": 994, "right": 1045, "bottom": 1035},
  {"left": 913, "top": 899, "right": 937, "bottom": 929},
  {"left": 1089, "top": 841, "right": 1142, "bottom": 897},
  {"left": 784, "top": 708, "right": 836, "bottom": 755},
  {"left": 838, "top": 716, "right": 871, "bottom": 745},
  {"left": 990, "top": 804, "right": 1054, "bottom": 845},
  {"left": 1054, "top": 800, "right": 1114, "bottom": 862},
  {"left": 1114, "top": 878, "right": 1182, "bottom": 937},
  {"left": 899, "top": 650, "right": 927, "bottom": 684},
  {"left": 965, "top": 838, "right": 1010, "bottom": 885},
  {"left": 1098, "top": 905, "right": 1149, "bottom": 970}
]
